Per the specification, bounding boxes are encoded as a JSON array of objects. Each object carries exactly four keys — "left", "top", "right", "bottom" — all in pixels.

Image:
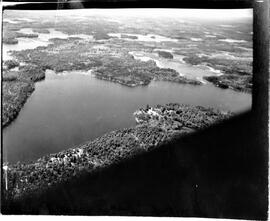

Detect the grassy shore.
[{"left": 2, "top": 103, "right": 231, "bottom": 201}]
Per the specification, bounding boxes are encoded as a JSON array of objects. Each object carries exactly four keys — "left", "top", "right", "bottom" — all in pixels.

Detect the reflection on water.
[{"left": 3, "top": 70, "right": 251, "bottom": 164}]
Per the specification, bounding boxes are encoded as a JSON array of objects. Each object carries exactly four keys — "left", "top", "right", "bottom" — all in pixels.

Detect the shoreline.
[
  {"left": 2, "top": 60, "right": 249, "bottom": 130},
  {"left": 2, "top": 64, "right": 46, "bottom": 128},
  {"left": 3, "top": 103, "right": 232, "bottom": 200},
  {"left": 1, "top": 57, "right": 202, "bottom": 128},
  {"left": 2, "top": 81, "right": 35, "bottom": 128}
]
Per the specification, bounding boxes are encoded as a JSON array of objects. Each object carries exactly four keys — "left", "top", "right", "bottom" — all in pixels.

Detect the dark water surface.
[{"left": 3, "top": 70, "right": 251, "bottom": 163}]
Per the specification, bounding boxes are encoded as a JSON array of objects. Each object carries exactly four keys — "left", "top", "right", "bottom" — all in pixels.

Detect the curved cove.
[{"left": 3, "top": 70, "right": 251, "bottom": 164}]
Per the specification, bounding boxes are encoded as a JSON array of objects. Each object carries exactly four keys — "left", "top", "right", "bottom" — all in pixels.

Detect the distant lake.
[
  {"left": 3, "top": 28, "right": 93, "bottom": 61},
  {"left": 3, "top": 70, "right": 251, "bottom": 164},
  {"left": 129, "top": 51, "right": 222, "bottom": 82}
]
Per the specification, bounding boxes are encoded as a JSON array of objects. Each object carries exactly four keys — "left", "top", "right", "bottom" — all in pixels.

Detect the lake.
[
  {"left": 3, "top": 28, "right": 94, "bottom": 61},
  {"left": 2, "top": 28, "right": 251, "bottom": 164},
  {"left": 3, "top": 70, "right": 251, "bottom": 164}
]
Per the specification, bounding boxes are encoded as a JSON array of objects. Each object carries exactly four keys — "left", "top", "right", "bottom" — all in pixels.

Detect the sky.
[
  {"left": 26, "top": 8, "right": 252, "bottom": 22},
  {"left": 78, "top": 8, "right": 253, "bottom": 20},
  {"left": 2, "top": 2, "right": 253, "bottom": 20},
  {"left": 2, "top": 5, "right": 253, "bottom": 25}
]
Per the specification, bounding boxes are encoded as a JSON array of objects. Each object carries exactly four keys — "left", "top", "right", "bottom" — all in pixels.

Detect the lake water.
[
  {"left": 108, "top": 33, "right": 178, "bottom": 42},
  {"left": 2, "top": 28, "right": 252, "bottom": 164},
  {"left": 129, "top": 51, "right": 222, "bottom": 82},
  {"left": 3, "top": 28, "right": 94, "bottom": 61},
  {"left": 3, "top": 70, "right": 251, "bottom": 164}
]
